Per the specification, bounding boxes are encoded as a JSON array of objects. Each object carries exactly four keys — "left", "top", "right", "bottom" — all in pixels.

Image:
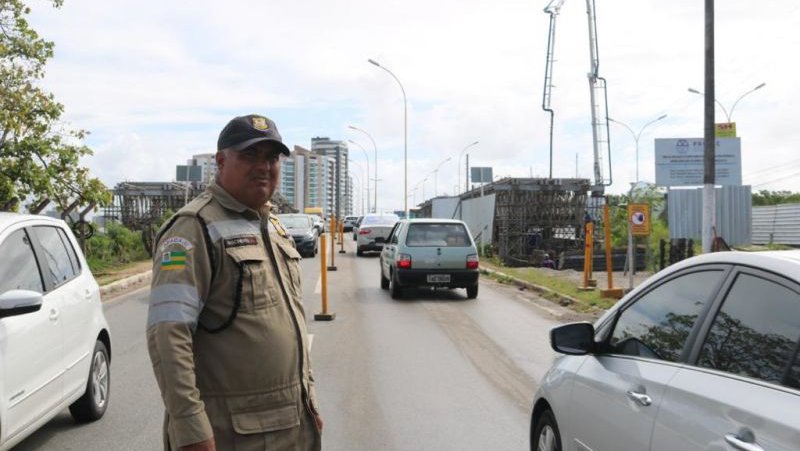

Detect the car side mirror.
[
  {"left": 550, "top": 322, "right": 595, "bottom": 355},
  {"left": 0, "top": 289, "right": 44, "bottom": 319},
  {"left": 375, "top": 237, "right": 386, "bottom": 243}
]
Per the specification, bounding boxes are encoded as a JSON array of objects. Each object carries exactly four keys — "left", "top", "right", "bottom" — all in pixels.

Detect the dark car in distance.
[{"left": 276, "top": 214, "right": 318, "bottom": 258}]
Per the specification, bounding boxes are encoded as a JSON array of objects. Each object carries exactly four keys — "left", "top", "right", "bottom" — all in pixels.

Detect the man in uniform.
[{"left": 147, "top": 114, "right": 322, "bottom": 451}]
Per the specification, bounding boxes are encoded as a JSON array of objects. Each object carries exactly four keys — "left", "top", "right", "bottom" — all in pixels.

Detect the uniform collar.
[{"left": 208, "top": 182, "right": 261, "bottom": 218}]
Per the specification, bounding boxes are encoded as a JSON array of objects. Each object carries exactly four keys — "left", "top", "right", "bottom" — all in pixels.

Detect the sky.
[{"left": 26, "top": 0, "right": 800, "bottom": 213}]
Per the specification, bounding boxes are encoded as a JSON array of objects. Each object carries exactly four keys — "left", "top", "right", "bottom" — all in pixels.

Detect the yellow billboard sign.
[
  {"left": 715, "top": 122, "right": 736, "bottom": 138},
  {"left": 628, "top": 203, "right": 651, "bottom": 236}
]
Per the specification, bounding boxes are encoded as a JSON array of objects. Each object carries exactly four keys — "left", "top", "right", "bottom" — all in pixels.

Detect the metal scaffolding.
[{"left": 489, "top": 178, "right": 591, "bottom": 266}]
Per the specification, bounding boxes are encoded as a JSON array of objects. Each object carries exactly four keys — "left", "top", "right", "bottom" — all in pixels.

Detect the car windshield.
[
  {"left": 405, "top": 223, "right": 471, "bottom": 247},
  {"left": 280, "top": 216, "right": 311, "bottom": 229},
  {"left": 362, "top": 215, "right": 398, "bottom": 226}
]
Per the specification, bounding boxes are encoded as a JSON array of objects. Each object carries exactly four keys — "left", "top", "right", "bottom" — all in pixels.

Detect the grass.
[
  {"left": 93, "top": 260, "right": 152, "bottom": 286},
  {"left": 481, "top": 261, "right": 618, "bottom": 313}
]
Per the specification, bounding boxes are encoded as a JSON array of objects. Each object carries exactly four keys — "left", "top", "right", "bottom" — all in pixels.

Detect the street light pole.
[
  {"left": 348, "top": 158, "right": 368, "bottom": 215},
  {"left": 348, "top": 126, "right": 378, "bottom": 213},
  {"left": 368, "top": 58, "right": 407, "bottom": 216},
  {"left": 687, "top": 82, "right": 766, "bottom": 123},
  {"left": 608, "top": 114, "right": 667, "bottom": 182},
  {"left": 347, "top": 139, "right": 371, "bottom": 213},
  {"left": 456, "top": 141, "right": 479, "bottom": 195},
  {"left": 433, "top": 156, "right": 452, "bottom": 197}
]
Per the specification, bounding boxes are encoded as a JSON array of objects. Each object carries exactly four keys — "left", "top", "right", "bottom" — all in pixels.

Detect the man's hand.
[
  {"left": 181, "top": 439, "right": 216, "bottom": 451},
  {"left": 314, "top": 413, "right": 324, "bottom": 433}
]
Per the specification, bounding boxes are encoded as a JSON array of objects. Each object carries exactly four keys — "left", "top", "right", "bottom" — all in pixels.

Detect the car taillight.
[
  {"left": 397, "top": 253, "right": 412, "bottom": 269},
  {"left": 358, "top": 228, "right": 371, "bottom": 235},
  {"left": 466, "top": 254, "right": 479, "bottom": 269}
]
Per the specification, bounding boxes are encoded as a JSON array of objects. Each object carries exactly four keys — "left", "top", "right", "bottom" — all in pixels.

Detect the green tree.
[
  {"left": 0, "top": 0, "right": 109, "bottom": 211},
  {"left": 752, "top": 190, "right": 800, "bottom": 206}
]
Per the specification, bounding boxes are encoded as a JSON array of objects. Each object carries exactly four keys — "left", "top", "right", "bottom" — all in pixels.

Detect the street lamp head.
[
  {"left": 688, "top": 88, "right": 702, "bottom": 95},
  {"left": 607, "top": 116, "right": 617, "bottom": 122},
  {"left": 368, "top": 59, "right": 380, "bottom": 67},
  {"left": 657, "top": 114, "right": 667, "bottom": 120},
  {"left": 754, "top": 82, "right": 766, "bottom": 90}
]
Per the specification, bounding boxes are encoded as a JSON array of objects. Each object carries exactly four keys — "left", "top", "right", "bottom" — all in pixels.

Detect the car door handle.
[
  {"left": 626, "top": 390, "right": 652, "bottom": 406},
  {"left": 49, "top": 308, "right": 60, "bottom": 321},
  {"left": 85, "top": 289, "right": 93, "bottom": 300},
  {"left": 725, "top": 432, "right": 764, "bottom": 451}
]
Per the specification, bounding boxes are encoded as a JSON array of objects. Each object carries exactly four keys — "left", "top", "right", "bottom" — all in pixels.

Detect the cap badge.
[{"left": 252, "top": 116, "right": 269, "bottom": 131}]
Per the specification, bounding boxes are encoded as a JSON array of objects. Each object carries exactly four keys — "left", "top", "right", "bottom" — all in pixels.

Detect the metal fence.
[
  {"left": 667, "top": 185, "right": 752, "bottom": 246},
  {"left": 752, "top": 203, "right": 800, "bottom": 246}
]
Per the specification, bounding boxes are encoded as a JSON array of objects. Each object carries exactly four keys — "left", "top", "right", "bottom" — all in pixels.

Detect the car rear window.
[
  {"left": 405, "top": 223, "right": 471, "bottom": 247},
  {"left": 362, "top": 215, "right": 398, "bottom": 226},
  {"left": 280, "top": 216, "right": 312, "bottom": 229}
]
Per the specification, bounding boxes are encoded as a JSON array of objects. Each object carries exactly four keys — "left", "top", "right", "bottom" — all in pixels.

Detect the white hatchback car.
[
  {"left": 0, "top": 213, "right": 111, "bottom": 450},
  {"left": 531, "top": 250, "right": 800, "bottom": 451}
]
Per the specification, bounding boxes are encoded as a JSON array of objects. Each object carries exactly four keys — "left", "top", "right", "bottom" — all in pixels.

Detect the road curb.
[
  {"left": 480, "top": 267, "right": 584, "bottom": 317},
  {"left": 100, "top": 270, "right": 152, "bottom": 300}
]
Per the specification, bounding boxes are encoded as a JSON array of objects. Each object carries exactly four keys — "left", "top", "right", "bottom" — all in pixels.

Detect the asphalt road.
[{"left": 14, "top": 237, "right": 565, "bottom": 450}]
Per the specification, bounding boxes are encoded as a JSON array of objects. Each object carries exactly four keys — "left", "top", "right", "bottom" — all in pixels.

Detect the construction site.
[{"left": 102, "top": 182, "right": 296, "bottom": 255}]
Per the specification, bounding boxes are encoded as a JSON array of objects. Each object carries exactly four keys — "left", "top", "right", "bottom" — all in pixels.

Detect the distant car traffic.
[
  {"left": 356, "top": 214, "right": 399, "bottom": 256},
  {"left": 530, "top": 250, "right": 800, "bottom": 451},
  {"left": 276, "top": 214, "right": 318, "bottom": 258},
  {"left": 379, "top": 219, "right": 479, "bottom": 299},
  {"left": 343, "top": 216, "right": 359, "bottom": 232},
  {"left": 0, "top": 213, "right": 111, "bottom": 451}
]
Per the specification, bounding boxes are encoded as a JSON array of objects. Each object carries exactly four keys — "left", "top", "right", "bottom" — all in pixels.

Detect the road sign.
[
  {"left": 654, "top": 138, "right": 742, "bottom": 186},
  {"left": 628, "top": 203, "right": 651, "bottom": 236},
  {"left": 470, "top": 167, "right": 493, "bottom": 183}
]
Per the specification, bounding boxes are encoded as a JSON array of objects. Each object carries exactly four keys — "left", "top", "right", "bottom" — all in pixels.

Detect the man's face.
[{"left": 216, "top": 142, "right": 282, "bottom": 210}]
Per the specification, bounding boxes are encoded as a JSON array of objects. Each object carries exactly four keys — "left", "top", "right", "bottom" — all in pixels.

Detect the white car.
[
  {"left": 531, "top": 250, "right": 800, "bottom": 451},
  {"left": 356, "top": 214, "right": 399, "bottom": 256},
  {"left": 0, "top": 213, "right": 111, "bottom": 450}
]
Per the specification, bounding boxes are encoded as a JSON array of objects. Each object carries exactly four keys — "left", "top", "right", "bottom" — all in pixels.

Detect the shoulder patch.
[{"left": 159, "top": 236, "right": 194, "bottom": 253}]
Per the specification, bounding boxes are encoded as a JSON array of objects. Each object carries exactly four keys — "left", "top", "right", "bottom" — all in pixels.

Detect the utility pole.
[{"left": 702, "top": 0, "right": 715, "bottom": 253}]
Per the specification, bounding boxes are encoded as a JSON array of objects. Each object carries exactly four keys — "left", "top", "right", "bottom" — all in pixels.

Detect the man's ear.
[{"left": 215, "top": 150, "right": 226, "bottom": 169}]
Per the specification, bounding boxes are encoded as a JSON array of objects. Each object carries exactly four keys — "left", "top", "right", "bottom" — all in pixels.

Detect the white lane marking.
[
  {"left": 309, "top": 334, "right": 314, "bottom": 350},
  {"left": 314, "top": 276, "right": 321, "bottom": 294}
]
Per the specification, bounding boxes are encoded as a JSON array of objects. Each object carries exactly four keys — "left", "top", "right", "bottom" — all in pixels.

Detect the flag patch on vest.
[{"left": 161, "top": 251, "right": 187, "bottom": 270}]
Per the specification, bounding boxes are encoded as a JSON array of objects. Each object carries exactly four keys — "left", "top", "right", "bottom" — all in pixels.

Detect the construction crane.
[
  {"left": 542, "top": 0, "right": 565, "bottom": 180},
  {"left": 541, "top": 0, "right": 612, "bottom": 194}
]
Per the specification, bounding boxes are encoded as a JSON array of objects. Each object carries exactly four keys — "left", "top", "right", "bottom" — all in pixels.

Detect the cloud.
[{"left": 24, "top": 0, "right": 800, "bottom": 208}]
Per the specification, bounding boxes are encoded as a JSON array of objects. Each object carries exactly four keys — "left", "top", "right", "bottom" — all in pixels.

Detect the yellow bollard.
[
  {"left": 314, "top": 234, "right": 335, "bottom": 321},
  {"left": 579, "top": 222, "right": 596, "bottom": 291},
  {"left": 327, "top": 216, "right": 337, "bottom": 271},
  {"left": 338, "top": 220, "right": 345, "bottom": 254},
  {"left": 601, "top": 203, "right": 624, "bottom": 299}
]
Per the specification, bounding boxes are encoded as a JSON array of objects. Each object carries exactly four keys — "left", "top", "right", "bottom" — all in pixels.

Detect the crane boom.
[
  {"left": 585, "top": 0, "right": 612, "bottom": 191},
  {"left": 542, "top": 0, "right": 565, "bottom": 179},
  {"left": 541, "top": 0, "right": 612, "bottom": 193}
]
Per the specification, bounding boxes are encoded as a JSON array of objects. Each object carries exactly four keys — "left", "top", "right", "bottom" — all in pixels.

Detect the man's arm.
[{"left": 147, "top": 216, "right": 215, "bottom": 447}]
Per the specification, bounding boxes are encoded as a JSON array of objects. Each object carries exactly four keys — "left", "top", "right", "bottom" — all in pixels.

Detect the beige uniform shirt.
[{"left": 147, "top": 183, "right": 319, "bottom": 450}]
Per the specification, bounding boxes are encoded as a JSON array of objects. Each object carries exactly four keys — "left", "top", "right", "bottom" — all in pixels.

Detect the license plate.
[{"left": 427, "top": 274, "right": 451, "bottom": 283}]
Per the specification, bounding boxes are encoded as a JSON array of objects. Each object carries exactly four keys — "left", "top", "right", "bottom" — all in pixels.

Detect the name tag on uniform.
[{"left": 224, "top": 235, "right": 258, "bottom": 248}]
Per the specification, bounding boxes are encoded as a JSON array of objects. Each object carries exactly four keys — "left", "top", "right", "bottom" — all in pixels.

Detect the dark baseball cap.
[{"left": 217, "top": 114, "right": 291, "bottom": 155}]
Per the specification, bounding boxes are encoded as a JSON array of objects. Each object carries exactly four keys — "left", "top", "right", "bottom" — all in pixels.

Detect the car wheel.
[
  {"left": 532, "top": 409, "right": 562, "bottom": 451},
  {"left": 357, "top": 249, "right": 364, "bottom": 256},
  {"left": 380, "top": 267, "right": 390, "bottom": 289},
  {"left": 69, "top": 340, "right": 110, "bottom": 422},
  {"left": 466, "top": 283, "right": 479, "bottom": 299},
  {"left": 390, "top": 271, "right": 403, "bottom": 299}
]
